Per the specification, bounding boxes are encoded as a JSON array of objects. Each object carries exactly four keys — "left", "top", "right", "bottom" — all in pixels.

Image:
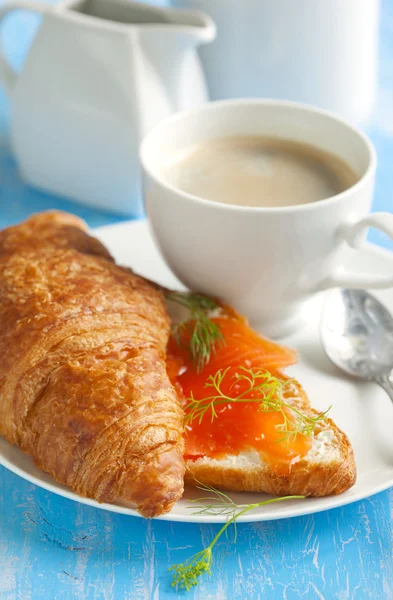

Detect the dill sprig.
[
  {"left": 170, "top": 485, "right": 304, "bottom": 591},
  {"left": 187, "top": 483, "right": 239, "bottom": 517},
  {"left": 166, "top": 291, "right": 225, "bottom": 372},
  {"left": 185, "top": 367, "right": 331, "bottom": 443}
]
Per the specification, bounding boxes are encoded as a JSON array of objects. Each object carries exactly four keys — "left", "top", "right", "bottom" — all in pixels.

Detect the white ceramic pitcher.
[{"left": 0, "top": 0, "right": 215, "bottom": 215}]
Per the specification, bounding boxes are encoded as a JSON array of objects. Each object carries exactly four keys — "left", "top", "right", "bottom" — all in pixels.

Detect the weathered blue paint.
[{"left": 1, "top": 1, "right": 393, "bottom": 598}]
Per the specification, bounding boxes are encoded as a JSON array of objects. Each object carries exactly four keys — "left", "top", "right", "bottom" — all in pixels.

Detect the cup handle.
[
  {"left": 0, "top": 1, "right": 49, "bottom": 95},
  {"left": 321, "top": 213, "right": 393, "bottom": 289}
]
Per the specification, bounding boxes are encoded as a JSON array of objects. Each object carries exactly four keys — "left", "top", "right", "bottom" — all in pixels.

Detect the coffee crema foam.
[{"left": 162, "top": 135, "right": 359, "bottom": 207}]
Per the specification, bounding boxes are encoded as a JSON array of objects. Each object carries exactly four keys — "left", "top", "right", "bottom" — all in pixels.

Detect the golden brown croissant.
[{"left": 0, "top": 211, "right": 185, "bottom": 517}]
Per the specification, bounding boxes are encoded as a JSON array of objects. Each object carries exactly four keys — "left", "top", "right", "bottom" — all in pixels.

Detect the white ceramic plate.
[{"left": 1, "top": 220, "right": 393, "bottom": 523}]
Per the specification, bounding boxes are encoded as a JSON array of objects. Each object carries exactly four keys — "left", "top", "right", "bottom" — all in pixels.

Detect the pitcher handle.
[
  {"left": 320, "top": 213, "right": 393, "bottom": 289},
  {"left": 0, "top": 0, "right": 49, "bottom": 95}
]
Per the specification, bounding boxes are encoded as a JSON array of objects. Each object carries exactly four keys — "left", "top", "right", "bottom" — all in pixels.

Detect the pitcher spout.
[
  {"left": 133, "top": 4, "right": 215, "bottom": 117},
  {"left": 163, "top": 7, "right": 216, "bottom": 45},
  {"left": 62, "top": 0, "right": 215, "bottom": 44}
]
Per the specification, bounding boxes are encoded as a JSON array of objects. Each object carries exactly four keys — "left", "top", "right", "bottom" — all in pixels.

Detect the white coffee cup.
[{"left": 140, "top": 99, "right": 393, "bottom": 337}]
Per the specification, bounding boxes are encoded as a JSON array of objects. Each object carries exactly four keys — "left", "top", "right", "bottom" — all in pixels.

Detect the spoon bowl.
[
  {"left": 320, "top": 289, "right": 393, "bottom": 398},
  {"left": 321, "top": 289, "right": 393, "bottom": 379}
]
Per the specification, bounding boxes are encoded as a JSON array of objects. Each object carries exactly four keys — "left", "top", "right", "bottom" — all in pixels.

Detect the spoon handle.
[{"left": 376, "top": 375, "right": 393, "bottom": 402}]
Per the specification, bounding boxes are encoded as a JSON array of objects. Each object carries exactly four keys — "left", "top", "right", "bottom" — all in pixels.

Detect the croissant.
[{"left": 0, "top": 211, "right": 185, "bottom": 517}]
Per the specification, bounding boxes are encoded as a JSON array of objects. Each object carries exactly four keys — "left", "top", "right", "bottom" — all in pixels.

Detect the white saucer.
[{"left": 1, "top": 219, "right": 393, "bottom": 523}]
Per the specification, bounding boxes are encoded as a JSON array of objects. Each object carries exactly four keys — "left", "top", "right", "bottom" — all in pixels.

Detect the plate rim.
[{"left": 2, "top": 447, "right": 393, "bottom": 523}]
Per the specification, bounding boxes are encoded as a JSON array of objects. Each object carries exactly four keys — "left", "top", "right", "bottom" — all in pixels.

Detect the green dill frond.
[
  {"left": 166, "top": 291, "right": 225, "bottom": 372},
  {"left": 170, "top": 548, "right": 213, "bottom": 591},
  {"left": 170, "top": 493, "right": 304, "bottom": 591},
  {"left": 184, "top": 367, "right": 330, "bottom": 441}
]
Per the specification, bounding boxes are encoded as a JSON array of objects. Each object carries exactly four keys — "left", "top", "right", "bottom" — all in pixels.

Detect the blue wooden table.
[{"left": 1, "top": 2, "right": 393, "bottom": 599}]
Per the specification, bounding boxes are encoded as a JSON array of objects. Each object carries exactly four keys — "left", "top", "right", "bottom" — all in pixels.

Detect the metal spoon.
[{"left": 320, "top": 289, "right": 393, "bottom": 400}]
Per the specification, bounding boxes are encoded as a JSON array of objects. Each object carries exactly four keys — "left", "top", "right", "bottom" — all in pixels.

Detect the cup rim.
[{"left": 140, "top": 98, "right": 377, "bottom": 214}]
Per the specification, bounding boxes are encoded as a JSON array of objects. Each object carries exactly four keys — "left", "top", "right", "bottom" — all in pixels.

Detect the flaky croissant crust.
[{"left": 0, "top": 211, "right": 185, "bottom": 517}]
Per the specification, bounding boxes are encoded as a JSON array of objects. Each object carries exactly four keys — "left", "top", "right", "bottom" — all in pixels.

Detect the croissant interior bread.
[{"left": 0, "top": 211, "right": 185, "bottom": 517}]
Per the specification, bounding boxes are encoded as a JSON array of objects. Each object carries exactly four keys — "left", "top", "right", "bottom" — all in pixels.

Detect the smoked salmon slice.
[
  {"left": 201, "top": 315, "right": 297, "bottom": 374},
  {"left": 167, "top": 308, "right": 297, "bottom": 383},
  {"left": 166, "top": 306, "right": 302, "bottom": 464}
]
